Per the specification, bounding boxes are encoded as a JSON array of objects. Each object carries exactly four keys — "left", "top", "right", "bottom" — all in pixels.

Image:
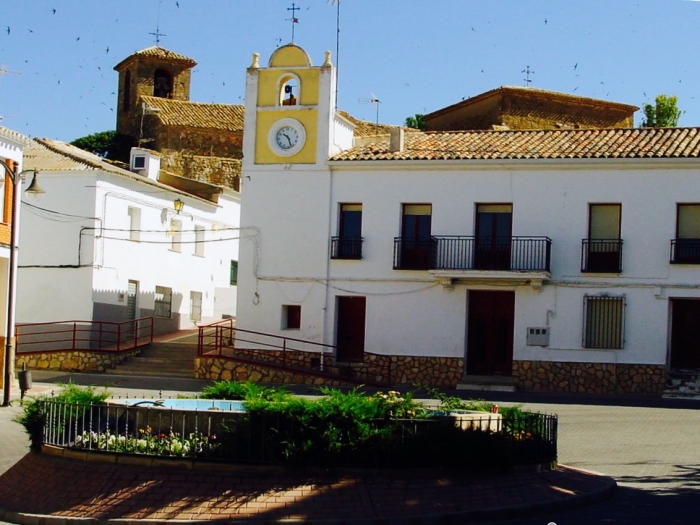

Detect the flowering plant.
[{"left": 75, "top": 425, "right": 216, "bottom": 457}]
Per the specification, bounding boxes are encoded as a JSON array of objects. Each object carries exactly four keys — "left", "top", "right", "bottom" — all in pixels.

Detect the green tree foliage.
[
  {"left": 404, "top": 113, "right": 426, "bottom": 131},
  {"left": 70, "top": 130, "right": 135, "bottom": 162},
  {"left": 641, "top": 94, "right": 682, "bottom": 128}
]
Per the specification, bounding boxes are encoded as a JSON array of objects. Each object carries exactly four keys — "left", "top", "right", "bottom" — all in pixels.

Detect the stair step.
[
  {"left": 456, "top": 375, "right": 516, "bottom": 392},
  {"left": 107, "top": 339, "right": 197, "bottom": 379}
]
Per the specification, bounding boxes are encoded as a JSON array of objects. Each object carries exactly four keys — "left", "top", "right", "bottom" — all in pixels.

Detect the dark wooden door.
[
  {"left": 467, "top": 291, "right": 515, "bottom": 375},
  {"left": 671, "top": 299, "right": 700, "bottom": 369},
  {"left": 336, "top": 296, "right": 366, "bottom": 362}
]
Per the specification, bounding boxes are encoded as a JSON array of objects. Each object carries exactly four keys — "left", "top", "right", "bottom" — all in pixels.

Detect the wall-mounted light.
[{"left": 174, "top": 198, "right": 184, "bottom": 214}]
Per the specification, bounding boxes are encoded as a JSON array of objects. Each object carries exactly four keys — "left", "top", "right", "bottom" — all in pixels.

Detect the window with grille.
[
  {"left": 154, "top": 286, "right": 172, "bottom": 318},
  {"left": 583, "top": 295, "right": 625, "bottom": 349}
]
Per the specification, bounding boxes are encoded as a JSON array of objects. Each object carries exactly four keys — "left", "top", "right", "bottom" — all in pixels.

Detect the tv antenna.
[
  {"left": 522, "top": 65, "right": 535, "bottom": 86},
  {"left": 359, "top": 94, "right": 381, "bottom": 133}
]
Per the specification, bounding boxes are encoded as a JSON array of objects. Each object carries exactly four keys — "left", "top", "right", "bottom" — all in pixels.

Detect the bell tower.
[
  {"left": 242, "top": 43, "right": 341, "bottom": 168},
  {"left": 113, "top": 46, "right": 197, "bottom": 140}
]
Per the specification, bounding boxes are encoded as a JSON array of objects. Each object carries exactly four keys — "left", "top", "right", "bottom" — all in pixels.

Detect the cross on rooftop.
[
  {"left": 522, "top": 66, "right": 535, "bottom": 86},
  {"left": 287, "top": 3, "right": 300, "bottom": 42}
]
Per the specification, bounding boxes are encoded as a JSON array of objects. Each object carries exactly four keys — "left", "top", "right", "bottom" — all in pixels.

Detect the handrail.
[
  {"left": 198, "top": 319, "right": 392, "bottom": 386},
  {"left": 16, "top": 316, "right": 155, "bottom": 354}
]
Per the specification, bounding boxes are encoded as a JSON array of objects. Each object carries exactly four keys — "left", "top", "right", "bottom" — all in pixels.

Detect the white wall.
[
  {"left": 238, "top": 157, "right": 700, "bottom": 367},
  {"left": 17, "top": 169, "right": 240, "bottom": 328}
]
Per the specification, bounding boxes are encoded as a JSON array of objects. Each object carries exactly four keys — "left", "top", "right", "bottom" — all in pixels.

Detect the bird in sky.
[
  {"left": 574, "top": 63, "right": 578, "bottom": 70},
  {"left": 76, "top": 36, "right": 80, "bottom": 41},
  {"left": 105, "top": 46, "right": 109, "bottom": 54},
  {"left": 52, "top": 8, "right": 56, "bottom": 14},
  {"left": 175, "top": 1, "right": 179, "bottom": 7},
  {"left": 544, "top": 18, "right": 547, "bottom": 25},
  {"left": 5, "top": 27, "right": 9, "bottom": 35}
]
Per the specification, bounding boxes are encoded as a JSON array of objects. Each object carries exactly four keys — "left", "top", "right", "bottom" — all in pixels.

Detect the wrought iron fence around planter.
[{"left": 40, "top": 400, "right": 557, "bottom": 469}]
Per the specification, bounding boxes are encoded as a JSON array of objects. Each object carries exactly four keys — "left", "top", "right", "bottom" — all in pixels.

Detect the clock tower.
[{"left": 242, "top": 43, "right": 350, "bottom": 168}]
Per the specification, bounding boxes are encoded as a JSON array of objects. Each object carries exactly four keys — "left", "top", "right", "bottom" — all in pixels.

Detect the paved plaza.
[{"left": 0, "top": 373, "right": 698, "bottom": 524}]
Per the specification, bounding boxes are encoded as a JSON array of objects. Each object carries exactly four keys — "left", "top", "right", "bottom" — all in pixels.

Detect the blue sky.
[{"left": 1, "top": 0, "right": 699, "bottom": 142}]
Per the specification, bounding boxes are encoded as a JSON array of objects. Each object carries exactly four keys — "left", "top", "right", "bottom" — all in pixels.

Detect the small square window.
[
  {"left": 583, "top": 295, "right": 625, "bottom": 349},
  {"left": 230, "top": 261, "right": 238, "bottom": 286},
  {"left": 133, "top": 156, "right": 146, "bottom": 170},
  {"left": 283, "top": 305, "right": 301, "bottom": 330}
]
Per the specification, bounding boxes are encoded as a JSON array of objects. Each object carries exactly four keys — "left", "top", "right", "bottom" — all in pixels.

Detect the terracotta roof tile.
[
  {"left": 114, "top": 46, "right": 196, "bottom": 71},
  {"left": 141, "top": 96, "right": 244, "bottom": 131},
  {"left": 330, "top": 127, "right": 700, "bottom": 162}
]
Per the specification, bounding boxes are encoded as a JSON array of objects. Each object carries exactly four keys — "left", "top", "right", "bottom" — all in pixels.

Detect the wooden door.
[
  {"left": 671, "top": 299, "right": 700, "bottom": 369},
  {"left": 336, "top": 296, "right": 366, "bottom": 362},
  {"left": 190, "top": 291, "right": 202, "bottom": 323},
  {"left": 466, "top": 291, "right": 515, "bottom": 376}
]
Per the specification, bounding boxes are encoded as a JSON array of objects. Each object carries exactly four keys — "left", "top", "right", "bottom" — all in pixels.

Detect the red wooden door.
[
  {"left": 671, "top": 299, "right": 700, "bottom": 369},
  {"left": 336, "top": 296, "right": 366, "bottom": 362},
  {"left": 467, "top": 291, "right": 515, "bottom": 376}
]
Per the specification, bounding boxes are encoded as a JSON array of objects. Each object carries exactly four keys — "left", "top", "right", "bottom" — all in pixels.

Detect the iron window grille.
[{"left": 583, "top": 295, "right": 625, "bottom": 349}]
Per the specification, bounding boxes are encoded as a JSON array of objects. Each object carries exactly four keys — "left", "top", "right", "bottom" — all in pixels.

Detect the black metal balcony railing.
[
  {"left": 581, "top": 239, "right": 623, "bottom": 273},
  {"left": 393, "top": 236, "right": 552, "bottom": 272},
  {"left": 670, "top": 239, "right": 700, "bottom": 264},
  {"left": 331, "top": 237, "right": 363, "bottom": 260}
]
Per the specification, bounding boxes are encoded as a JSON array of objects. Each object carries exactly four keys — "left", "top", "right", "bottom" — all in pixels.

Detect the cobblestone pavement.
[{"left": 0, "top": 375, "right": 698, "bottom": 524}]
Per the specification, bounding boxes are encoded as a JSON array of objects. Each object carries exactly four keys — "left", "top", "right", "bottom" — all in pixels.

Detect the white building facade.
[
  {"left": 18, "top": 139, "right": 239, "bottom": 336},
  {"left": 235, "top": 44, "right": 700, "bottom": 395}
]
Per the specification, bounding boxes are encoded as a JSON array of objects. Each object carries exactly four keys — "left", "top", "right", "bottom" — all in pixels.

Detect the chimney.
[{"left": 389, "top": 128, "right": 404, "bottom": 153}]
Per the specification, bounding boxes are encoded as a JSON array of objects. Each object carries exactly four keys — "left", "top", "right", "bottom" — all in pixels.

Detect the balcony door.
[
  {"left": 475, "top": 204, "right": 512, "bottom": 270},
  {"left": 674, "top": 204, "right": 700, "bottom": 263},
  {"left": 586, "top": 204, "right": 621, "bottom": 272},
  {"left": 337, "top": 204, "right": 363, "bottom": 259},
  {"left": 336, "top": 296, "right": 366, "bottom": 363},
  {"left": 400, "top": 204, "right": 432, "bottom": 269},
  {"left": 466, "top": 290, "right": 515, "bottom": 376}
]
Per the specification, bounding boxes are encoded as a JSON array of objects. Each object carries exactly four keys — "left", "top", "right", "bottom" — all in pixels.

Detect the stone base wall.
[
  {"left": 17, "top": 349, "right": 140, "bottom": 373},
  {"left": 513, "top": 360, "right": 666, "bottom": 396},
  {"left": 196, "top": 353, "right": 463, "bottom": 387}
]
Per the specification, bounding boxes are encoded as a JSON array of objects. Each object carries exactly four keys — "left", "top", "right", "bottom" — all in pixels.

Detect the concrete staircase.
[
  {"left": 456, "top": 375, "right": 516, "bottom": 392},
  {"left": 663, "top": 369, "right": 700, "bottom": 400},
  {"left": 106, "top": 342, "right": 197, "bottom": 379}
]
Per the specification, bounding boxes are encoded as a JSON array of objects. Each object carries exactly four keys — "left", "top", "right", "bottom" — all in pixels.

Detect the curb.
[{"left": 0, "top": 466, "right": 618, "bottom": 525}]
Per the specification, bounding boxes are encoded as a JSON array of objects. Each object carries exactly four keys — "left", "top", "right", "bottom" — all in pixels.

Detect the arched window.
[
  {"left": 123, "top": 70, "right": 132, "bottom": 111},
  {"left": 153, "top": 69, "right": 173, "bottom": 98},
  {"left": 278, "top": 74, "right": 300, "bottom": 106}
]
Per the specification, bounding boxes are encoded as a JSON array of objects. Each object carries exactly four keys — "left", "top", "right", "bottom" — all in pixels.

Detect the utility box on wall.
[{"left": 527, "top": 327, "right": 550, "bottom": 346}]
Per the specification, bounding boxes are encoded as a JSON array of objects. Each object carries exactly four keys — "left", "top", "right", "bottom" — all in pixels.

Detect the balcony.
[
  {"left": 331, "top": 237, "right": 363, "bottom": 260},
  {"left": 670, "top": 239, "right": 700, "bottom": 264},
  {"left": 393, "top": 236, "right": 551, "bottom": 286},
  {"left": 581, "top": 239, "right": 623, "bottom": 273}
]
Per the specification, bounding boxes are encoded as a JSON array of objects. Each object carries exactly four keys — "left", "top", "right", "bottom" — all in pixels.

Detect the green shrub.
[
  {"left": 14, "top": 383, "right": 109, "bottom": 449},
  {"left": 200, "top": 381, "right": 292, "bottom": 402}
]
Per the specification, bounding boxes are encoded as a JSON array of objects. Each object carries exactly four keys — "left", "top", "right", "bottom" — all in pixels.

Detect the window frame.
[
  {"left": 230, "top": 260, "right": 238, "bottom": 286},
  {"left": 193, "top": 225, "right": 205, "bottom": 257},
  {"left": 154, "top": 286, "right": 173, "bottom": 319},
  {"left": 582, "top": 295, "right": 625, "bottom": 349},
  {"left": 283, "top": 304, "right": 301, "bottom": 330},
  {"left": 170, "top": 219, "right": 182, "bottom": 253},
  {"left": 128, "top": 206, "right": 141, "bottom": 242}
]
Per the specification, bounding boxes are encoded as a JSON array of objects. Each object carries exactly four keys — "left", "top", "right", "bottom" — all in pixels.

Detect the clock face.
[
  {"left": 268, "top": 118, "right": 306, "bottom": 157},
  {"left": 275, "top": 126, "right": 299, "bottom": 150}
]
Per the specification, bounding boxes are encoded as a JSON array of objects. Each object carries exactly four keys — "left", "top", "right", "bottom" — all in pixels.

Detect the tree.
[
  {"left": 70, "top": 130, "right": 134, "bottom": 162},
  {"left": 404, "top": 113, "right": 426, "bottom": 131},
  {"left": 640, "top": 94, "right": 682, "bottom": 128}
]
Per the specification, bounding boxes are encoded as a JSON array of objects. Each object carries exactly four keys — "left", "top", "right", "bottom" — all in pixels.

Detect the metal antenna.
[
  {"left": 149, "top": 0, "right": 166, "bottom": 45},
  {"left": 331, "top": 0, "right": 341, "bottom": 110},
  {"left": 522, "top": 66, "right": 535, "bottom": 86},
  {"left": 287, "top": 3, "right": 300, "bottom": 42},
  {"left": 359, "top": 94, "right": 381, "bottom": 133}
]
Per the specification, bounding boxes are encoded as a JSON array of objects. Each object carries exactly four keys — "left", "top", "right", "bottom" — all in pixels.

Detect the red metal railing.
[
  {"left": 198, "top": 319, "right": 392, "bottom": 386},
  {"left": 16, "top": 317, "right": 154, "bottom": 354}
]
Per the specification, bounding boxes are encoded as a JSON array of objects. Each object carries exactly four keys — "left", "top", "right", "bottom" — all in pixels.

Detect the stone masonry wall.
[
  {"left": 513, "top": 360, "right": 666, "bottom": 396},
  {"left": 196, "top": 353, "right": 463, "bottom": 387},
  {"left": 17, "top": 349, "right": 140, "bottom": 373}
]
